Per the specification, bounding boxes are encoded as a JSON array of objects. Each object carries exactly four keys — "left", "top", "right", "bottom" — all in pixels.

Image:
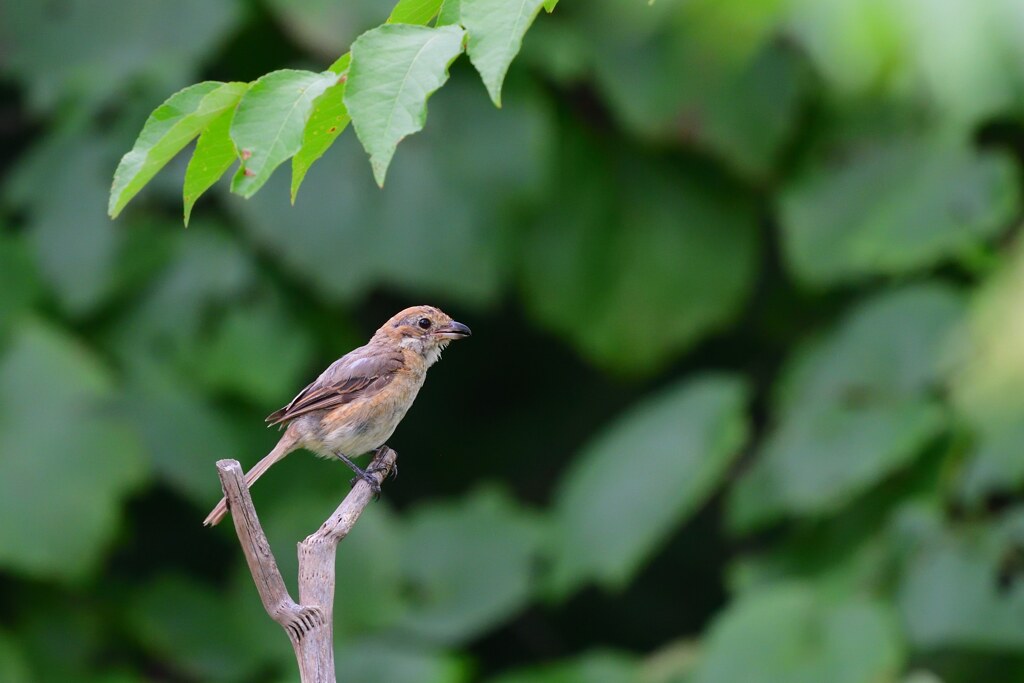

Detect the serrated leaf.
[
  {"left": 462, "top": 0, "right": 546, "bottom": 106},
  {"left": 389, "top": 0, "right": 443, "bottom": 25},
  {"left": 291, "top": 81, "right": 350, "bottom": 203},
  {"left": 346, "top": 24, "right": 465, "bottom": 186},
  {"left": 549, "top": 375, "right": 749, "bottom": 594},
  {"left": 183, "top": 106, "right": 239, "bottom": 225},
  {"left": 329, "top": 52, "right": 352, "bottom": 75},
  {"left": 109, "top": 81, "right": 246, "bottom": 217},
  {"left": 230, "top": 69, "right": 339, "bottom": 198}
]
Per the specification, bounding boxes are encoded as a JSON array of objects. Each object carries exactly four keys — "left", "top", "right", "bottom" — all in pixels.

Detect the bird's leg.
[
  {"left": 366, "top": 445, "right": 398, "bottom": 479},
  {"left": 334, "top": 451, "right": 382, "bottom": 497}
]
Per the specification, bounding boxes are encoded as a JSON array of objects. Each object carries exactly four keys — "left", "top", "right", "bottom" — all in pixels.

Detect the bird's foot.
[{"left": 349, "top": 470, "right": 383, "bottom": 499}]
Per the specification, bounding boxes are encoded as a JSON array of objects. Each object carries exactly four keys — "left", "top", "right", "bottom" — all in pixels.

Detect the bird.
[{"left": 203, "top": 305, "right": 471, "bottom": 526}]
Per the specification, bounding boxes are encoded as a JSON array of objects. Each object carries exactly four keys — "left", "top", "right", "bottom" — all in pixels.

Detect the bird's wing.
[{"left": 265, "top": 346, "right": 405, "bottom": 426}]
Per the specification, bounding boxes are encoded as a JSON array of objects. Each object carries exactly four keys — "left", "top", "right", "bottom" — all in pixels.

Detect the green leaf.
[
  {"left": 956, "top": 423, "right": 1024, "bottom": 510},
  {"left": 543, "top": 0, "right": 557, "bottom": 11},
  {"left": 397, "top": 488, "right": 544, "bottom": 644},
  {"left": 728, "top": 284, "right": 964, "bottom": 531},
  {"left": 437, "top": 0, "right": 461, "bottom": 25},
  {"left": 462, "top": 0, "right": 546, "bottom": 106},
  {"left": 0, "top": 322, "right": 147, "bottom": 581},
  {"left": 388, "top": 0, "right": 444, "bottom": 24},
  {"left": 549, "top": 375, "right": 749, "bottom": 594},
  {"left": 692, "top": 585, "right": 904, "bottom": 683},
  {"left": 345, "top": 24, "right": 466, "bottom": 186},
  {"left": 780, "top": 135, "right": 1021, "bottom": 285},
  {"left": 488, "top": 652, "right": 638, "bottom": 683},
  {"left": 521, "top": 134, "right": 758, "bottom": 375},
  {"left": 1, "top": 0, "right": 239, "bottom": 115},
  {"left": 12, "top": 134, "right": 123, "bottom": 314},
  {"left": 0, "top": 234, "right": 41, "bottom": 340},
  {"left": 0, "top": 631, "right": 32, "bottom": 683},
  {"left": 230, "top": 69, "right": 339, "bottom": 198},
  {"left": 329, "top": 52, "right": 352, "bottom": 74},
  {"left": 290, "top": 81, "right": 350, "bottom": 204},
  {"left": 336, "top": 638, "right": 470, "bottom": 683},
  {"left": 898, "top": 513, "right": 1024, "bottom": 649},
  {"left": 128, "top": 575, "right": 268, "bottom": 680},
  {"left": 234, "top": 77, "right": 549, "bottom": 305},
  {"left": 109, "top": 81, "right": 246, "bottom": 218},
  {"left": 183, "top": 105, "right": 240, "bottom": 226}
]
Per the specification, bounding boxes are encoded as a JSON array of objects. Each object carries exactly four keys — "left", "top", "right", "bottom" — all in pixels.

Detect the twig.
[{"left": 215, "top": 447, "right": 397, "bottom": 683}]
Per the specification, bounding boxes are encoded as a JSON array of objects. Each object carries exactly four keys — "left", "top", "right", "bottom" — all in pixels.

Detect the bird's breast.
[{"left": 309, "top": 370, "right": 425, "bottom": 457}]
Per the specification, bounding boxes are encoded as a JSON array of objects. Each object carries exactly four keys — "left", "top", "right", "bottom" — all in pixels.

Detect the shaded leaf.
[
  {"left": 488, "top": 652, "right": 638, "bottom": 683},
  {"left": 336, "top": 638, "right": 470, "bottom": 683},
  {"left": 345, "top": 24, "right": 466, "bottom": 186},
  {"left": 462, "top": 0, "right": 546, "bottom": 106},
  {"left": 729, "top": 284, "right": 964, "bottom": 531},
  {"left": 0, "top": 0, "right": 238, "bottom": 115},
  {"left": 898, "top": 513, "right": 1024, "bottom": 650},
  {"left": 230, "top": 69, "right": 338, "bottom": 198},
  {"left": 692, "top": 585, "right": 904, "bottom": 683},
  {"left": 549, "top": 375, "right": 749, "bottom": 594},
  {"left": 521, "top": 131, "right": 758, "bottom": 374},
  {"left": 183, "top": 105, "right": 240, "bottom": 225},
  {"left": 0, "top": 234, "right": 41, "bottom": 340},
  {"left": 128, "top": 575, "right": 267, "bottom": 681},
  {"left": 437, "top": 0, "right": 461, "bottom": 25},
  {"left": 0, "top": 322, "right": 147, "bottom": 581},
  {"left": 780, "top": 135, "right": 1021, "bottom": 285},
  {"left": 110, "top": 81, "right": 246, "bottom": 217},
  {"left": 0, "top": 631, "right": 32, "bottom": 683},
  {"left": 397, "top": 488, "right": 544, "bottom": 644}
]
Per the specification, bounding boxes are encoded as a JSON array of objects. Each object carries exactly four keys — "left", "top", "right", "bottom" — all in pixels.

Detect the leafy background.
[{"left": 2, "top": 0, "right": 1024, "bottom": 682}]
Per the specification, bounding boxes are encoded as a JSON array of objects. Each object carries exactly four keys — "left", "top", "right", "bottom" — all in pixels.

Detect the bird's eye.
[{"left": 418, "top": 318, "right": 432, "bottom": 330}]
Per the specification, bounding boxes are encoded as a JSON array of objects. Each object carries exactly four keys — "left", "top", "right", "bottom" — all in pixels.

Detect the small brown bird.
[{"left": 204, "top": 305, "right": 471, "bottom": 526}]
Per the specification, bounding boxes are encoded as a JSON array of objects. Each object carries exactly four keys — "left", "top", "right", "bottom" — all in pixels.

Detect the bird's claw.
[{"left": 350, "top": 471, "right": 383, "bottom": 499}]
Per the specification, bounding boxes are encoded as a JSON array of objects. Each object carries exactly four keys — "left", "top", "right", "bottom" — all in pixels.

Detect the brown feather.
[{"left": 265, "top": 346, "right": 405, "bottom": 426}]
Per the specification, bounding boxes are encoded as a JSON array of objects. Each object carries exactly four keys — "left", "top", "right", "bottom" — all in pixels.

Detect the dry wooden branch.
[{"left": 215, "top": 447, "right": 398, "bottom": 683}]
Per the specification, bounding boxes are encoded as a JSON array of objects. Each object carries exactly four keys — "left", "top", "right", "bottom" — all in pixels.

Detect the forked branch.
[{"left": 215, "top": 447, "right": 398, "bottom": 683}]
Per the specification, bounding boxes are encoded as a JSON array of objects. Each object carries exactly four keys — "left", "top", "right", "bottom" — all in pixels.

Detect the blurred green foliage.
[{"left": 2, "top": 0, "right": 1024, "bottom": 682}]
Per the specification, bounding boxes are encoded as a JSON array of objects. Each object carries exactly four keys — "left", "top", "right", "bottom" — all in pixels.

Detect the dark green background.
[{"left": 2, "top": 1, "right": 1024, "bottom": 682}]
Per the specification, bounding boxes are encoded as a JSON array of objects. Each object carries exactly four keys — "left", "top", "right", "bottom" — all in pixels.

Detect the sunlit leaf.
[
  {"left": 462, "top": 0, "right": 546, "bottom": 106},
  {"left": 389, "top": 0, "right": 444, "bottom": 25},
  {"left": 0, "top": 322, "right": 147, "bottom": 581},
  {"left": 230, "top": 69, "right": 339, "bottom": 198},
  {"left": 183, "top": 105, "right": 241, "bottom": 226},
  {"left": 437, "top": 0, "right": 461, "bottom": 25},
  {"left": 549, "top": 375, "right": 749, "bottom": 594},
  {"left": 345, "top": 24, "right": 466, "bottom": 186},
  {"left": 290, "top": 81, "right": 350, "bottom": 203},
  {"left": 110, "top": 81, "right": 246, "bottom": 217}
]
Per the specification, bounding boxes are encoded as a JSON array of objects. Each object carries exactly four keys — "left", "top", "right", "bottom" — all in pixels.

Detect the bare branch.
[{"left": 215, "top": 447, "right": 397, "bottom": 683}]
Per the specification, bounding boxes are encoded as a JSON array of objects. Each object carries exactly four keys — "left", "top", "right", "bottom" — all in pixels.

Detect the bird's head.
[{"left": 375, "top": 305, "right": 471, "bottom": 365}]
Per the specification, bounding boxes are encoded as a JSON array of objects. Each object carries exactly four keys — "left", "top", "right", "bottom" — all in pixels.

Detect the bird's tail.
[{"left": 203, "top": 431, "right": 299, "bottom": 526}]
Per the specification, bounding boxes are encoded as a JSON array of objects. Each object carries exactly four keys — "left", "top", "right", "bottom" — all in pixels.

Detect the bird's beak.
[{"left": 436, "top": 321, "right": 472, "bottom": 339}]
